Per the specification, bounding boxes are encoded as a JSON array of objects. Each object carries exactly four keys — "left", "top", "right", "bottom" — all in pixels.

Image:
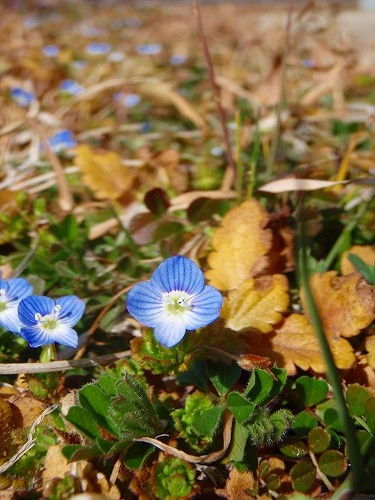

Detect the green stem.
[{"left": 297, "top": 200, "right": 364, "bottom": 490}]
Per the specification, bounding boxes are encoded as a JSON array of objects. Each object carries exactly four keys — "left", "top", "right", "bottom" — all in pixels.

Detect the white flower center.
[
  {"left": 0, "top": 289, "right": 7, "bottom": 311},
  {"left": 35, "top": 304, "right": 62, "bottom": 331},
  {"left": 162, "top": 291, "right": 193, "bottom": 316}
]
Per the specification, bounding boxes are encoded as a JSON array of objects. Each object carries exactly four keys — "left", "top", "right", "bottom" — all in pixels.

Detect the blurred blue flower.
[
  {"left": 11, "top": 88, "right": 35, "bottom": 107},
  {"left": 113, "top": 92, "right": 140, "bottom": 108},
  {"left": 136, "top": 43, "right": 162, "bottom": 56},
  {"left": 47, "top": 130, "right": 77, "bottom": 153},
  {"left": 107, "top": 51, "right": 125, "bottom": 62},
  {"left": 126, "top": 256, "right": 223, "bottom": 348},
  {"left": 85, "top": 42, "right": 112, "bottom": 55},
  {"left": 0, "top": 276, "right": 33, "bottom": 334},
  {"left": 18, "top": 295, "right": 85, "bottom": 348},
  {"left": 59, "top": 79, "right": 84, "bottom": 95},
  {"left": 169, "top": 54, "right": 187, "bottom": 65},
  {"left": 42, "top": 45, "right": 60, "bottom": 57}
]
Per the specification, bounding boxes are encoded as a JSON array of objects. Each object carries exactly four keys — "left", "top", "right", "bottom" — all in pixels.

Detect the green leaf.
[
  {"left": 365, "top": 397, "right": 375, "bottom": 435},
  {"left": 123, "top": 442, "right": 155, "bottom": 470},
  {"left": 307, "top": 427, "right": 330, "bottom": 453},
  {"left": 228, "top": 420, "right": 257, "bottom": 469},
  {"left": 192, "top": 405, "right": 224, "bottom": 437},
  {"left": 79, "top": 383, "right": 118, "bottom": 436},
  {"left": 176, "top": 360, "right": 208, "bottom": 391},
  {"left": 348, "top": 253, "right": 375, "bottom": 285},
  {"left": 318, "top": 450, "right": 347, "bottom": 477},
  {"left": 244, "top": 368, "right": 274, "bottom": 404},
  {"left": 62, "top": 444, "right": 103, "bottom": 462},
  {"left": 227, "top": 392, "right": 256, "bottom": 424},
  {"left": 155, "top": 457, "right": 195, "bottom": 499},
  {"left": 292, "top": 411, "right": 318, "bottom": 436},
  {"left": 187, "top": 197, "right": 224, "bottom": 224},
  {"left": 144, "top": 188, "right": 170, "bottom": 216},
  {"left": 346, "top": 384, "right": 372, "bottom": 417},
  {"left": 65, "top": 406, "right": 101, "bottom": 440},
  {"left": 316, "top": 400, "right": 343, "bottom": 431},
  {"left": 290, "top": 458, "right": 316, "bottom": 493},
  {"left": 295, "top": 376, "right": 329, "bottom": 406},
  {"left": 266, "top": 367, "right": 288, "bottom": 402},
  {"left": 279, "top": 437, "right": 309, "bottom": 458},
  {"left": 207, "top": 362, "right": 241, "bottom": 395}
]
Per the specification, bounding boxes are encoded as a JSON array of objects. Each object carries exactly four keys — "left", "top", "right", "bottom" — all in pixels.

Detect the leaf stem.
[{"left": 297, "top": 198, "right": 364, "bottom": 491}]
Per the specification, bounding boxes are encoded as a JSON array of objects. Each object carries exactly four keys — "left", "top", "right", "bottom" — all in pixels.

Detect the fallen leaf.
[
  {"left": 42, "top": 445, "right": 71, "bottom": 487},
  {"left": 341, "top": 245, "right": 375, "bottom": 276},
  {"left": 246, "top": 314, "right": 355, "bottom": 375},
  {"left": 366, "top": 336, "right": 375, "bottom": 369},
  {"left": 75, "top": 144, "right": 134, "bottom": 200},
  {"left": 221, "top": 274, "right": 289, "bottom": 332},
  {"left": 258, "top": 178, "right": 348, "bottom": 193},
  {"left": 206, "top": 200, "right": 272, "bottom": 291},
  {"left": 216, "top": 467, "right": 256, "bottom": 499},
  {"left": 302, "top": 271, "right": 375, "bottom": 338}
]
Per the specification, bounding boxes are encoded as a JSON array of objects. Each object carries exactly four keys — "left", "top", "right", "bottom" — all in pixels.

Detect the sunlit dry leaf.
[
  {"left": 246, "top": 314, "right": 355, "bottom": 375},
  {"left": 216, "top": 467, "right": 256, "bottom": 499},
  {"left": 10, "top": 395, "right": 45, "bottom": 427},
  {"left": 221, "top": 275, "right": 289, "bottom": 332},
  {"left": 153, "top": 149, "right": 188, "bottom": 193},
  {"left": 42, "top": 445, "right": 71, "bottom": 487},
  {"left": 75, "top": 144, "right": 134, "bottom": 200},
  {"left": 206, "top": 200, "right": 272, "bottom": 291},
  {"left": 366, "top": 336, "right": 375, "bottom": 369},
  {"left": 258, "top": 178, "right": 348, "bottom": 193},
  {"left": 302, "top": 271, "right": 375, "bottom": 338},
  {"left": 341, "top": 245, "right": 375, "bottom": 276}
]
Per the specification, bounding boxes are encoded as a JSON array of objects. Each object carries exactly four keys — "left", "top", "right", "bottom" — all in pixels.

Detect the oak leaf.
[
  {"left": 221, "top": 274, "right": 289, "bottom": 332},
  {"left": 206, "top": 200, "right": 272, "bottom": 291},
  {"left": 302, "top": 271, "right": 375, "bottom": 338},
  {"left": 341, "top": 245, "right": 375, "bottom": 276},
  {"left": 75, "top": 144, "right": 134, "bottom": 200},
  {"left": 246, "top": 314, "right": 355, "bottom": 375}
]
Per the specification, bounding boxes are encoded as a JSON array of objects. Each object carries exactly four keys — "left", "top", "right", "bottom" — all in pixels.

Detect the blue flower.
[
  {"left": 85, "top": 42, "right": 112, "bottom": 55},
  {"left": 47, "top": 130, "right": 77, "bottom": 153},
  {"left": 18, "top": 295, "right": 85, "bottom": 348},
  {"left": 113, "top": 92, "right": 141, "bottom": 108},
  {"left": 126, "top": 256, "right": 223, "bottom": 348},
  {"left": 11, "top": 88, "right": 35, "bottom": 107},
  {"left": 42, "top": 45, "right": 60, "bottom": 57},
  {"left": 136, "top": 43, "right": 162, "bottom": 56},
  {"left": 169, "top": 54, "right": 187, "bottom": 65},
  {"left": 0, "top": 277, "right": 33, "bottom": 333},
  {"left": 59, "top": 79, "right": 84, "bottom": 95}
]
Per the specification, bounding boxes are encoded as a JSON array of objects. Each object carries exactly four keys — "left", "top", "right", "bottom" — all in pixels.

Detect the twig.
[
  {"left": 0, "top": 350, "right": 131, "bottom": 375},
  {"left": 192, "top": 0, "right": 236, "bottom": 191}
]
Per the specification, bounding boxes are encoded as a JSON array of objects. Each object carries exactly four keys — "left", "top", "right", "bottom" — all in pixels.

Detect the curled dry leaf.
[
  {"left": 341, "top": 245, "right": 375, "bottom": 276},
  {"left": 246, "top": 314, "right": 355, "bottom": 376},
  {"left": 206, "top": 200, "right": 272, "bottom": 291},
  {"left": 221, "top": 274, "right": 289, "bottom": 333},
  {"left": 302, "top": 271, "right": 375, "bottom": 338},
  {"left": 75, "top": 144, "right": 135, "bottom": 200}
]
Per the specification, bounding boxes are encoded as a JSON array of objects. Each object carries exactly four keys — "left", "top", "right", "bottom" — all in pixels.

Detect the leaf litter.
[{"left": 0, "top": 0, "right": 374, "bottom": 498}]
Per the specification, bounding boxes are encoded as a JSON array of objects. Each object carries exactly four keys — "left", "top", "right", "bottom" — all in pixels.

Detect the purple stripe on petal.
[
  {"left": 19, "top": 325, "right": 51, "bottom": 348},
  {"left": 154, "top": 316, "right": 186, "bottom": 348},
  {"left": 18, "top": 296, "right": 55, "bottom": 325},
  {"left": 6, "top": 278, "right": 33, "bottom": 304},
  {"left": 50, "top": 325, "right": 78, "bottom": 348},
  {"left": 184, "top": 285, "right": 223, "bottom": 330},
  {"left": 151, "top": 256, "right": 204, "bottom": 294},
  {"left": 126, "top": 281, "right": 164, "bottom": 327},
  {"left": 55, "top": 296, "right": 85, "bottom": 326}
]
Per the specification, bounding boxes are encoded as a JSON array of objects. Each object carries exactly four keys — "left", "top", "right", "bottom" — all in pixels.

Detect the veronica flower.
[
  {"left": 113, "top": 92, "right": 140, "bottom": 108},
  {"left": 0, "top": 276, "right": 33, "bottom": 334},
  {"left": 18, "top": 295, "right": 85, "bottom": 348},
  {"left": 169, "top": 54, "right": 187, "bottom": 65},
  {"left": 126, "top": 256, "right": 223, "bottom": 348},
  {"left": 11, "top": 88, "right": 35, "bottom": 107},
  {"left": 42, "top": 45, "right": 60, "bottom": 57},
  {"left": 47, "top": 130, "right": 77, "bottom": 153},
  {"left": 85, "top": 42, "right": 112, "bottom": 55},
  {"left": 136, "top": 43, "right": 162, "bottom": 56},
  {"left": 59, "top": 79, "right": 84, "bottom": 95}
]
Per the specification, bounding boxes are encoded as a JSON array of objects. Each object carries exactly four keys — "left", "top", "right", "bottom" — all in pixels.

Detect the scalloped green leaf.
[
  {"left": 318, "top": 450, "right": 347, "bottom": 477},
  {"left": 346, "top": 384, "right": 372, "bottom": 417},
  {"left": 227, "top": 391, "right": 256, "bottom": 424},
  {"left": 192, "top": 404, "right": 225, "bottom": 437},
  {"left": 207, "top": 361, "right": 241, "bottom": 395},
  {"left": 279, "top": 437, "right": 309, "bottom": 458},
  {"left": 308, "top": 427, "right": 330, "bottom": 453},
  {"left": 296, "top": 376, "right": 329, "bottom": 407},
  {"left": 244, "top": 368, "right": 274, "bottom": 404},
  {"left": 290, "top": 458, "right": 316, "bottom": 493},
  {"left": 292, "top": 411, "right": 318, "bottom": 436}
]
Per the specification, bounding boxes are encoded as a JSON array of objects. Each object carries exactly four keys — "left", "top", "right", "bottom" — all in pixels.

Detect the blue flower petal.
[
  {"left": 46, "top": 325, "right": 78, "bottom": 348},
  {"left": 5, "top": 278, "right": 33, "bottom": 305},
  {"left": 0, "top": 308, "right": 23, "bottom": 334},
  {"left": 18, "top": 296, "right": 55, "bottom": 326},
  {"left": 151, "top": 256, "right": 204, "bottom": 294},
  {"left": 154, "top": 316, "right": 186, "bottom": 348},
  {"left": 184, "top": 285, "right": 223, "bottom": 330},
  {"left": 126, "top": 281, "right": 164, "bottom": 326},
  {"left": 55, "top": 296, "right": 85, "bottom": 326},
  {"left": 19, "top": 325, "right": 51, "bottom": 347}
]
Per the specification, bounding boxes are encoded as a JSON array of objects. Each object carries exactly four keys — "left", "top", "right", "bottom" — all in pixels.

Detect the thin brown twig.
[
  {"left": 73, "top": 285, "right": 132, "bottom": 360},
  {"left": 192, "top": 0, "right": 236, "bottom": 191}
]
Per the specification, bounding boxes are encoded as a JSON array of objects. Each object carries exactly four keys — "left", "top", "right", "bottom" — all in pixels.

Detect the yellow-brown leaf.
[
  {"left": 246, "top": 314, "right": 355, "bottom": 375},
  {"left": 206, "top": 200, "right": 272, "bottom": 291},
  {"left": 302, "top": 271, "right": 375, "bottom": 338},
  {"left": 366, "top": 335, "right": 375, "bottom": 369},
  {"left": 341, "top": 245, "right": 375, "bottom": 276},
  {"left": 75, "top": 144, "right": 134, "bottom": 200},
  {"left": 221, "top": 274, "right": 289, "bottom": 332}
]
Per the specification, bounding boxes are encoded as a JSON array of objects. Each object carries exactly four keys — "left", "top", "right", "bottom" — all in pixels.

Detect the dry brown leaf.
[
  {"left": 216, "top": 467, "right": 256, "bottom": 499},
  {"left": 246, "top": 314, "right": 355, "bottom": 375},
  {"left": 341, "top": 245, "right": 375, "bottom": 276},
  {"left": 302, "top": 271, "right": 375, "bottom": 338},
  {"left": 258, "top": 178, "right": 348, "bottom": 193},
  {"left": 366, "top": 335, "right": 375, "bottom": 369},
  {"left": 75, "top": 145, "right": 134, "bottom": 200},
  {"left": 42, "top": 445, "right": 71, "bottom": 487},
  {"left": 206, "top": 200, "right": 272, "bottom": 291},
  {"left": 221, "top": 275, "right": 289, "bottom": 332}
]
